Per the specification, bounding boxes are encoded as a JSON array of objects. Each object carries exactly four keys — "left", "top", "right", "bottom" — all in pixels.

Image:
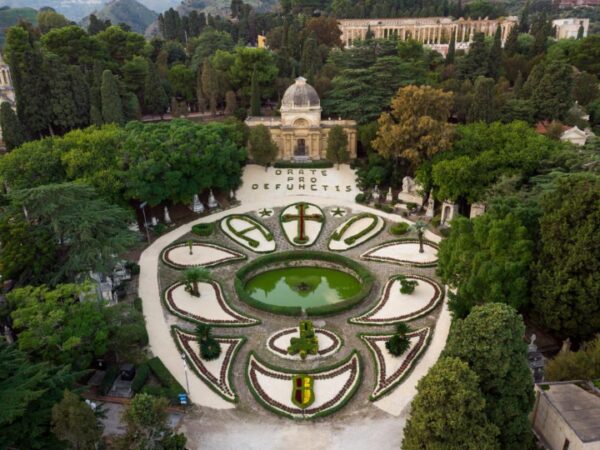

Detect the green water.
[{"left": 245, "top": 266, "right": 361, "bottom": 309}]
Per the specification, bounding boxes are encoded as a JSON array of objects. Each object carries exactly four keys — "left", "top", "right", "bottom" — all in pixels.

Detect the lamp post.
[
  {"left": 139, "top": 201, "right": 151, "bottom": 243},
  {"left": 181, "top": 353, "right": 190, "bottom": 394}
]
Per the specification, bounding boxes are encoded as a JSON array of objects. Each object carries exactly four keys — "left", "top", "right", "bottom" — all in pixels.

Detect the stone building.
[
  {"left": 338, "top": 17, "right": 518, "bottom": 55},
  {"left": 245, "top": 77, "right": 357, "bottom": 161},
  {"left": 553, "top": 18, "right": 589, "bottom": 39}
]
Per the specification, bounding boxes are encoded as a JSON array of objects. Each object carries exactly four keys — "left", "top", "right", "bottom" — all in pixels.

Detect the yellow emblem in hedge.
[{"left": 291, "top": 374, "right": 314, "bottom": 408}]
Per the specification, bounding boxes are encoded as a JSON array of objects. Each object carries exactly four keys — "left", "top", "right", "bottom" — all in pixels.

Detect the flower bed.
[
  {"left": 163, "top": 280, "right": 259, "bottom": 327},
  {"left": 161, "top": 242, "right": 246, "bottom": 269},
  {"left": 220, "top": 214, "right": 275, "bottom": 253},
  {"left": 350, "top": 275, "right": 443, "bottom": 325},
  {"left": 360, "top": 327, "right": 431, "bottom": 401},
  {"left": 234, "top": 251, "right": 374, "bottom": 317},
  {"left": 361, "top": 239, "right": 439, "bottom": 267},
  {"left": 329, "top": 213, "right": 385, "bottom": 251},
  {"left": 279, "top": 202, "right": 325, "bottom": 247},
  {"left": 267, "top": 327, "right": 342, "bottom": 360},
  {"left": 172, "top": 326, "right": 245, "bottom": 402},
  {"left": 246, "top": 351, "right": 362, "bottom": 419}
]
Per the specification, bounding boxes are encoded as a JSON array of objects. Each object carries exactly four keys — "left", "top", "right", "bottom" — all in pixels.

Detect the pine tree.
[
  {"left": 488, "top": 27, "right": 502, "bottom": 80},
  {"left": 100, "top": 70, "right": 124, "bottom": 125},
  {"left": 300, "top": 32, "right": 321, "bottom": 83},
  {"left": 250, "top": 67, "right": 261, "bottom": 116},
  {"left": 519, "top": 0, "right": 530, "bottom": 33},
  {"left": 577, "top": 21, "right": 584, "bottom": 39},
  {"left": 514, "top": 71, "right": 524, "bottom": 97},
  {"left": 446, "top": 30, "right": 456, "bottom": 65},
  {"left": 144, "top": 61, "right": 168, "bottom": 117},
  {"left": 51, "top": 390, "right": 102, "bottom": 449},
  {"left": 0, "top": 102, "right": 26, "bottom": 150},
  {"left": 467, "top": 76, "right": 496, "bottom": 123},
  {"left": 248, "top": 124, "right": 278, "bottom": 168},
  {"left": 504, "top": 25, "right": 519, "bottom": 56}
]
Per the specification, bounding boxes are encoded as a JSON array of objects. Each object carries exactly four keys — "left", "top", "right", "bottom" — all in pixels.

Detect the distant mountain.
[
  {"left": 82, "top": 0, "right": 158, "bottom": 33},
  {"left": 176, "top": 0, "right": 279, "bottom": 18},
  {"left": 0, "top": 6, "right": 38, "bottom": 48},
  {"left": 0, "top": 0, "right": 103, "bottom": 22}
]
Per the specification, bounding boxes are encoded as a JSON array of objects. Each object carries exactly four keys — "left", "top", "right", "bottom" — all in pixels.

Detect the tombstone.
[
  {"left": 397, "top": 176, "right": 424, "bottom": 206},
  {"left": 372, "top": 185, "right": 380, "bottom": 203},
  {"left": 229, "top": 189, "right": 236, "bottom": 201},
  {"left": 207, "top": 189, "right": 219, "bottom": 209},
  {"left": 128, "top": 222, "right": 140, "bottom": 232},
  {"left": 387, "top": 187, "right": 393, "bottom": 203},
  {"left": 470, "top": 202, "right": 486, "bottom": 219},
  {"left": 440, "top": 201, "right": 458, "bottom": 226},
  {"left": 426, "top": 193, "right": 436, "bottom": 218},
  {"left": 192, "top": 194, "right": 205, "bottom": 214},
  {"left": 151, "top": 216, "right": 158, "bottom": 227},
  {"left": 164, "top": 206, "right": 172, "bottom": 224}
]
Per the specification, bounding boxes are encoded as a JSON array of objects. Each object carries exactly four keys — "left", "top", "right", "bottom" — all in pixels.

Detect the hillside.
[
  {"left": 0, "top": 0, "right": 101, "bottom": 22},
  {"left": 83, "top": 0, "right": 158, "bottom": 33},
  {"left": 0, "top": 6, "right": 37, "bottom": 48},
  {"left": 176, "top": 0, "right": 279, "bottom": 18}
]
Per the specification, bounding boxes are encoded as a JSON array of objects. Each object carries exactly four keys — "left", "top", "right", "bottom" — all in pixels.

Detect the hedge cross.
[{"left": 283, "top": 203, "right": 323, "bottom": 244}]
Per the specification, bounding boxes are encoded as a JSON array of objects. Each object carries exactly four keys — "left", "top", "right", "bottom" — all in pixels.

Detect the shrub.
[
  {"left": 191, "top": 223, "right": 214, "bottom": 236},
  {"left": 406, "top": 202, "right": 417, "bottom": 210},
  {"left": 386, "top": 322, "right": 411, "bottom": 357},
  {"left": 100, "top": 366, "right": 119, "bottom": 395},
  {"left": 390, "top": 222, "right": 409, "bottom": 235},
  {"left": 431, "top": 215, "right": 441, "bottom": 227},
  {"left": 154, "top": 223, "right": 167, "bottom": 235},
  {"left": 133, "top": 297, "right": 143, "bottom": 312},
  {"left": 195, "top": 324, "right": 222, "bottom": 361},
  {"left": 331, "top": 213, "right": 380, "bottom": 245},
  {"left": 355, "top": 193, "right": 366, "bottom": 204},
  {"left": 131, "top": 363, "right": 150, "bottom": 393},
  {"left": 147, "top": 357, "right": 186, "bottom": 403},
  {"left": 397, "top": 276, "right": 419, "bottom": 294},
  {"left": 126, "top": 261, "right": 140, "bottom": 275}
]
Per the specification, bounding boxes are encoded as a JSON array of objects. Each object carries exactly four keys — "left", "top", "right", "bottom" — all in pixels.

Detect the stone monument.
[
  {"left": 164, "top": 206, "right": 172, "bottom": 224},
  {"left": 440, "top": 201, "right": 458, "bottom": 225},
  {"left": 192, "top": 194, "right": 205, "bottom": 214},
  {"left": 470, "top": 202, "right": 486, "bottom": 219},
  {"left": 207, "top": 189, "right": 219, "bottom": 209},
  {"left": 426, "top": 192, "right": 435, "bottom": 218},
  {"left": 397, "top": 176, "right": 424, "bottom": 206}
]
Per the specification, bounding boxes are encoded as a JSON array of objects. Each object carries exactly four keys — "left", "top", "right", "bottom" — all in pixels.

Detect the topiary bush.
[
  {"left": 131, "top": 363, "right": 150, "bottom": 393},
  {"left": 386, "top": 322, "right": 411, "bottom": 357},
  {"left": 397, "top": 275, "right": 419, "bottom": 294},
  {"left": 355, "top": 193, "right": 366, "bottom": 204},
  {"left": 195, "top": 324, "right": 222, "bottom": 361},
  {"left": 154, "top": 223, "right": 167, "bottom": 235},
  {"left": 390, "top": 222, "right": 409, "bottom": 235},
  {"left": 192, "top": 223, "right": 214, "bottom": 236}
]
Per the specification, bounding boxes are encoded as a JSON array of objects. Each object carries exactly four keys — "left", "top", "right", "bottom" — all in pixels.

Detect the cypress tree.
[
  {"left": 519, "top": 0, "right": 530, "bottom": 33},
  {"left": 446, "top": 30, "right": 456, "bottom": 65},
  {"left": 144, "top": 61, "right": 168, "bottom": 117},
  {"left": 299, "top": 32, "right": 321, "bottom": 83},
  {"left": 90, "top": 104, "right": 103, "bottom": 126},
  {"left": 365, "top": 25, "right": 374, "bottom": 40},
  {"left": 100, "top": 70, "right": 124, "bottom": 125},
  {"left": 514, "top": 71, "right": 524, "bottom": 97},
  {"left": 250, "top": 67, "right": 261, "bottom": 116},
  {"left": 467, "top": 76, "right": 496, "bottom": 123},
  {"left": 459, "top": 33, "right": 488, "bottom": 80},
  {"left": 0, "top": 102, "right": 26, "bottom": 150},
  {"left": 577, "top": 21, "right": 584, "bottom": 39},
  {"left": 504, "top": 26, "right": 519, "bottom": 56},
  {"left": 487, "top": 27, "right": 502, "bottom": 80},
  {"left": 201, "top": 59, "right": 218, "bottom": 115}
]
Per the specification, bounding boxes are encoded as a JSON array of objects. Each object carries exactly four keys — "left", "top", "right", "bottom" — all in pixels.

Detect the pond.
[{"left": 245, "top": 267, "right": 362, "bottom": 310}]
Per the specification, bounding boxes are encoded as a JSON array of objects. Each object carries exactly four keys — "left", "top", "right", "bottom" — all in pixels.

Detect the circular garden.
[{"left": 154, "top": 201, "right": 446, "bottom": 421}]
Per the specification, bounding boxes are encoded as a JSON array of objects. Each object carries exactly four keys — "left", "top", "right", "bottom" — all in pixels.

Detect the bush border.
[
  {"left": 349, "top": 275, "right": 444, "bottom": 325},
  {"left": 171, "top": 325, "right": 245, "bottom": 403},
  {"left": 160, "top": 241, "right": 247, "bottom": 270},
  {"left": 278, "top": 202, "right": 325, "bottom": 248},
  {"left": 219, "top": 214, "right": 276, "bottom": 254},
  {"left": 162, "top": 280, "right": 260, "bottom": 327},
  {"left": 245, "top": 351, "right": 362, "bottom": 419},
  {"left": 234, "top": 251, "right": 374, "bottom": 317},
  {"left": 359, "top": 327, "right": 432, "bottom": 401},
  {"left": 361, "top": 239, "right": 440, "bottom": 268},
  {"left": 328, "top": 213, "right": 386, "bottom": 252}
]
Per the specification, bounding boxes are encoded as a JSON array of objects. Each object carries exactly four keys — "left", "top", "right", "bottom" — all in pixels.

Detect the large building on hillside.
[
  {"left": 0, "top": 53, "right": 16, "bottom": 145},
  {"left": 245, "top": 77, "right": 357, "bottom": 161},
  {"left": 553, "top": 18, "right": 589, "bottom": 39},
  {"left": 338, "top": 17, "right": 518, "bottom": 55}
]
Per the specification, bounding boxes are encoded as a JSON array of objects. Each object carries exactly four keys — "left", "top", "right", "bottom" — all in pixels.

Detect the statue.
[
  {"left": 164, "top": 206, "right": 172, "bottom": 224},
  {"left": 402, "top": 176, "right": 415, "bottom": 193},
  {"left": 192, "top": 194, "right": 205, "bottom": 214},
  {"left": 207, "top": 189, "right": 218, "bottom": 209}
]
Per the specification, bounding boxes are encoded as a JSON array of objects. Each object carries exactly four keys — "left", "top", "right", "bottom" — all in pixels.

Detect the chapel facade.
[{"left": 245, "top": 77, "right": 357, "bottom": 161}]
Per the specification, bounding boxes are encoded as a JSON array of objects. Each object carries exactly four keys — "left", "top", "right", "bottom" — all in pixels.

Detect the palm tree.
[
  {"left": 409, "top": 220, "right": 427, "bottom": 253},
  {"left": 183, "top": 267, "right": 210, "bottom": 297}
]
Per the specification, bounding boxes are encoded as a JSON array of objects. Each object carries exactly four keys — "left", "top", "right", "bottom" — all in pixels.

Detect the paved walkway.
[{"left": 138, "top": 165, "right": 450, "bottom": 449}]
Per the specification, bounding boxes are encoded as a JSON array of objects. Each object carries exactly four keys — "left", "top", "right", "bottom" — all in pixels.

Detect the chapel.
[{"left": 245, "top": 77, "right": 357, "bottom": 161}]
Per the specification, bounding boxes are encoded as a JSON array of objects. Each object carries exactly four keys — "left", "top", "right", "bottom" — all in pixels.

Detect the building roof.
[
  {"left": 281, "top": 77, "right": 320, "bottom": 109},
  {"left": 540, "top": 383, "right": 600, "bottom": 443}
]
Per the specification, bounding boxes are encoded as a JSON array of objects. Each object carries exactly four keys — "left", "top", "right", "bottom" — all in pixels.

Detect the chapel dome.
[{"left": 281, "top": 77, "right": 320, "bottom": 109}]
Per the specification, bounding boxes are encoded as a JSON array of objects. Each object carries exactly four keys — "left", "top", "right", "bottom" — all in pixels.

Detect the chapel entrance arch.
[{"left": 295, "top": 139, "right": 306, "bottom": 156}]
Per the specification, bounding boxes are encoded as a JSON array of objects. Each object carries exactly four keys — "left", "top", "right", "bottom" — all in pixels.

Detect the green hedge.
[
  {"left": 191, "top": 222, "right": 215, "bottom": 236},
  {"left": 235, "top": 251, "right": 374, "bottom": 317},
  {"left": 273, "top": 160, "right": 333, "bottom": 169},
  {"left": 222, "top": 214, "right": 274, "bottom": 251},
  {"left": 279, "top": 202, "right": 325, "bottom": 247},
  {"left": 390, "top": 222, "right": 409, "bottom": 235},
  {"left": 100, "top": 366, "right": 119, "bottom": 396},
  {"left": 147, "top": 356, "right": 186, "bottom": 404},
  {"left": 131, "top": 363, "right": 150, "bottom": 393},
  {"left": 331, "top": 213, "right": 380, "bottom": 245}
]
